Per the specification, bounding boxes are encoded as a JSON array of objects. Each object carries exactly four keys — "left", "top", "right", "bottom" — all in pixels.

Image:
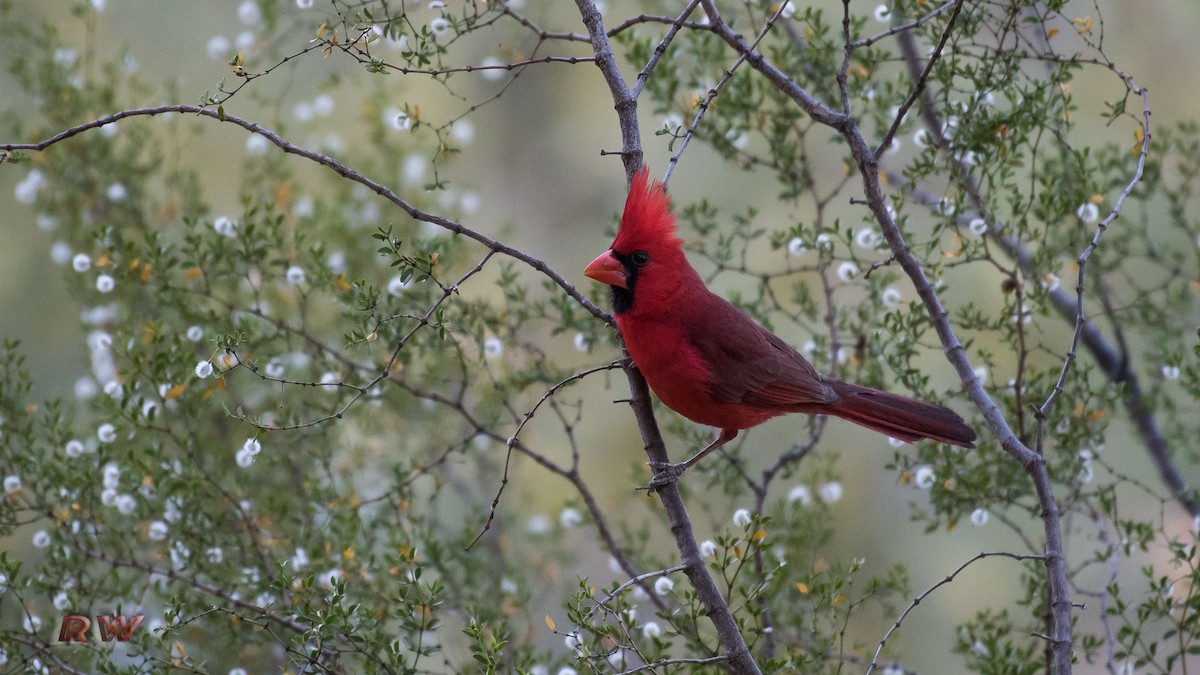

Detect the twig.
[
  {"left": 866, "top": 551, "right": 1046, "bottom": 674},
  {"left": 582, "top": 564, "right": 686, "bottom": 625},
  {"left": 467, "top": 359, "right": 627, "bottom": 549},
  {"left": 663, "top": 1, "right": 789, "bottom": 187}
]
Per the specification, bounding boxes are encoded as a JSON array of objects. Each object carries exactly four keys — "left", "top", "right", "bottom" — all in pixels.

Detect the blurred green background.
[{"left": 3, "top": 1, "right": 1200, "bottom": 672}]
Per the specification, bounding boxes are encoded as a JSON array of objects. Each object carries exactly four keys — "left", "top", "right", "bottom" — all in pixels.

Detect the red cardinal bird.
[{"left": 585, "top": 168, "right": 976, "bottom": 482}]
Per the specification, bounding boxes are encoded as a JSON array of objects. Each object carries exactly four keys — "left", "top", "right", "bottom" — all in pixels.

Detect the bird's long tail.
[{"left": 827, "top": 381, "right": 977, "bottom": 448}]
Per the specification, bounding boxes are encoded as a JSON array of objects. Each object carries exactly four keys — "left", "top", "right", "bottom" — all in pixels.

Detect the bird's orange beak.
[{"left": 584, "top": 250, "right": 627, "bottom": 288}]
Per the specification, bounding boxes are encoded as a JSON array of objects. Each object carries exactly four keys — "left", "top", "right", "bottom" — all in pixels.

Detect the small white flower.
[
  {"left": 195, "top": 360, "right": 214, "bottom": 378},
  {"left": 732, "top": 508, "right": 752, "bottom": 528},
  {"left": 171, "top": 542, "right": 191, "bottom": 568},
  {"left": 242, "top": 438, "right": 262, "bottom": 457},
  {"left": 387, "top": 108, "right": 411, "bottom": 131},
  {"left": 787, "top": 485, "right": 812, "bottom": 506},
  {"left": 642, "top": 621, "right": 662, "bottom": 639},
  {"left": 881, "top": 287, "right": 902, "bottom": 309},
  {"left": 53, "top": 592, "right": 70, "bottom": 611},
  {"left": 296, "top": 0, "right": 313, "bottom": 7},
  {"left": 854, "top": 228, "right": 881, "bottom": 249},
  {"left": 450, "top": 120, "right": 475, "bottom": 145},
  {"left": 207, "top": 35, "right": 231, "bottom": 60},
  {"left": 1041, "top": 273, "right": 1060, "bottom": 292},
  {"left": 65, "top": 439, "right": 85, "bottom": 458},
  {"left": 32, "top": 530, "right": 51, "bottom": 548},
  {"left": 103, "top": 462, "right": 121, "bottom": 489},
  {"left": 148, "top": 520, "right": 168, "bottom": 541},
  {"left": 98, "top": 423, "right": 117, "bottom": 443},
  {"left": 968, "top": 218, "right": 988, "bottom": 236},
  {"left": 699, "top": 539, "right": 717, "bottom": 557},
  {"left": 102, "top": 488, "right": 118, "bottom": 506},
  {"left": 1162, "top": 365, "right": 1181, "bottom": 380},
  {"left": 573, "top": 332, "right": 591, "bottom": 353},
  {"left": 115, "top": 494, "right": 137, "bottom": 515},
  {"left": 836, "top": 261, "right": 859, "bottom": 282},
  {"left": 1076, "top": 202, "right": 1100, "bottom": 224},
  {"left": 95, "top": 274, "right": 115, "bottom": 293},
  {"left": 483, "top": 337, "right": 503, "bottom": 358},
  {"left": 106, "top": 183, "right": 127, "bottom": 201},
  {"left": 480, "top": 56, "right": 507, "bottom": 81},
  {"left": 55, "top": 47, "right": 78, "bottom": 67},
  {"left": 312, "top": 94, "right": 334, "bottom": 116},
  {"left": 787, "top": 237, "right": 807, "bottom": 256},
  {"left": 429, "top": 17, "right": 451, "bottom": 35},
  {"left": 913, "top": 128, "right": 931, "bottom": 148},
  {"left": 818, "top": 481, "right": 843, "bottom": 503},
  {"left": 874, "top": 4, "right": 890, "bottom": 22},
  {"left": 661, "top": 112, "right": 684, "bottom": 131},
  {"left": 563, "top": 631, "right": 582, "bottom": 652},
  {"left": 973, "top": 365, "right": 988, "bottom": 384},
  {"left": 460, "top": 191, "right": 482, "bottom": 214},
  {"left": 2, "top": 475, "right": 20, "bottom": 494},
  {"left": 403, "top": 154, "right": 426, "bottom": 185},
  {"left": 14, "top": 169, "right": 47, "bottom": 204},
  {"left": 238, "top": 0, "right": 261, "bottom": 25},
  {"left": 970, "top": 508, "right": 989, "bottom": 527},
  {"left": 51, "top": 242, "right": 72, "bottom": 264},
  {"left": 888, "top": 436, "right": 905, "bottom": 448},
  {"left": 914, "top": 465, "right": 936, "bottom": 489},
  {"left": 319, "top": 371, "right": 339, "bottom": 387},
  {"left": 206, "top": 546, "right": 224, "bottom": 564},
  {"left": 164, "top": 496, "right": 183, "bottom": 522},
  {"left": 72, "top": 253, "right": 92, "bottom": 272},
  {"left": 559, "top": 507, "right": 583, "bottom": 528},
  {"left": 290, "top": 547, "right": 308, "bottom": 570},
  {"left": 235, "top": 447, "right": 256, "bottom": 468},
  {"left": 557, "top": 669, "right": 578, "bottom": 675},
  {"left": 654, "top": 576, "right": 674, "bottom": 595},
  {"left": 245, "top": 134, "right": 269, "bottom": 155},
  {"left": 285, "top": 265, "right": 306, "bottom": 286},
  {"left": 526, "top": 514, "right": 551, "bottom": 534},
  {"left": 186, "top": 325, "right": 204, "bottom": 341},
  {"left": 213, "top": 216, "right": 238, "bottom": 238},
  {"left": 236, "top": 32, "right": 255, "bottom": 52},
  {"left": 23, "top": 614, "right": 42, "bottom": 633}
]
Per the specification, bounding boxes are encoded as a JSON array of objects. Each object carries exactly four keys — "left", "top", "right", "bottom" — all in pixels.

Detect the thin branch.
[
  {"left": 663, "top": 1, "right": 789, "bottom": 187},
  {"left": 0, "top": 106, "right": 611, "bottom": 327},
  {"left": 582, "top": 564, "right": 686, "bottom": 625},
  {"left": 867, "top": 551, "right": 1046, "bottom": 674},
  {"left": 467, "top": 359, "right": 627, "bottom": 549}
]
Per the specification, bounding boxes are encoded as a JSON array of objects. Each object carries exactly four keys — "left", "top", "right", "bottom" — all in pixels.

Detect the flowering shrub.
[{"left": 1, "top": 1, "right": 1199, "bottom": 673}]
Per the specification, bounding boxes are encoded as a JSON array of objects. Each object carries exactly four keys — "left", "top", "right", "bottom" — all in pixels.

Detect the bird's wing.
[{"left": 684, "top": 296, "right": 838, "bottom": 408}]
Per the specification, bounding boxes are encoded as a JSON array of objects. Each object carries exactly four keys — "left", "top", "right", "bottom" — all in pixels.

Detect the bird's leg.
[{"left": 647, "top": 428, "right": 739, "bottom": 490}]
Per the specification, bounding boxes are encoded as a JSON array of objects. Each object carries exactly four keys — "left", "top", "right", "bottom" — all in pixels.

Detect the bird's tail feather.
[{"left": 827, "top": 381, "right": 977, "bottom": 448}]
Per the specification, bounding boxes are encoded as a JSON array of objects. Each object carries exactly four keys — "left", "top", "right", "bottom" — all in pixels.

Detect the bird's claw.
[{"left": 645, "top": 462, "right": 686, "bottom": 492}]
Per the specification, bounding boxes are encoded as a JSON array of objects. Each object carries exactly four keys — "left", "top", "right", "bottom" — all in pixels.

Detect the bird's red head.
[{"left": 584, "top": 167, "right": 694, "bottom": 315}]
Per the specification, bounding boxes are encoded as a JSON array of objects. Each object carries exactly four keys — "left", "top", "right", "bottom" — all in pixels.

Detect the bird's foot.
[{"left": 644, "top": 462, "right": 687, "bottom": 492}]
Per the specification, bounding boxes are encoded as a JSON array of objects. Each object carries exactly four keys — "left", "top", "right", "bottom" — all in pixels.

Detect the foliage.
[{"left": 0, "top": 0, "right": 1198, "bottom": 673}]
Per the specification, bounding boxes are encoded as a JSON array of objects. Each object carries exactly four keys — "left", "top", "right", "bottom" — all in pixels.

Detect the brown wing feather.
[{"left": 684, "top": 294, "right": 837, "bottom": 408}]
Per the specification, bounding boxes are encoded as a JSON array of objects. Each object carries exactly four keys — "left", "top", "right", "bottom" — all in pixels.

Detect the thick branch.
[{"left": 574, "top": 1, "right": 761, "bottom": 671}]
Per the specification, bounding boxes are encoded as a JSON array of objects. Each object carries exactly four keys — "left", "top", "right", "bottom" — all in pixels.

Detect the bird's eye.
[{"left": 631, "top": 250, "right": 650, "bottom": 266}]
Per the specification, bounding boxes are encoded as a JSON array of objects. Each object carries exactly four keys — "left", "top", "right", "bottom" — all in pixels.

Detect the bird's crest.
[{"left": 612, "top": 167, "right": 681, "bottom": 253}]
